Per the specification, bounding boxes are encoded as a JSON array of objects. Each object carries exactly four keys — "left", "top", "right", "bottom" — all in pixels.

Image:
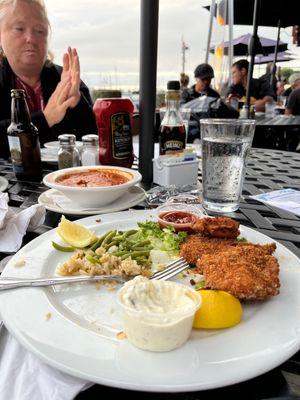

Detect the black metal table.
[
  {"left": 1, "top": 149, "right": 300, "bottom": 399},
  {"left": 254, "top": 115, "right": 300, "bottom": 151}
]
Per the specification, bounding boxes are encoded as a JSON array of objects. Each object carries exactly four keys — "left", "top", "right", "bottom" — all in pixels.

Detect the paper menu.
[{"left": 250, "top": 189, "right": 300, "bottom": 216}]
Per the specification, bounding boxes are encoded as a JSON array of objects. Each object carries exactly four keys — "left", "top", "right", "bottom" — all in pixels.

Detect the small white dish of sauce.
[{"left": 118, "top": 276, "right": 201, "bottom": 352}]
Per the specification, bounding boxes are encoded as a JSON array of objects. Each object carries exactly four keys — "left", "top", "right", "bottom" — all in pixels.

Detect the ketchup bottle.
[{"left": 93, "top": 98, "right": 134, "bottom": 167}]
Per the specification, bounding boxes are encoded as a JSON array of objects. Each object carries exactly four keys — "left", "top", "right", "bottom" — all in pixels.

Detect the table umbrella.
[
  {"left": 210, "top": 33, "right": 288, "bottom": 56},
  {"left": 215, "top": 0, "right": 300, "bottom": 27},
  {"left": 255, "top": 51, "right": 294, "bottom": 64},
  {"left": 207, "top": 0, "right": 300, "bottom": 112}
]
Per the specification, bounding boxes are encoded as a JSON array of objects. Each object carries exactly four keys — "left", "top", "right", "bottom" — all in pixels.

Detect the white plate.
[
  {"left": 1, "top": 210, "right": 300, "bottom": 392},
  {"left": 0, "top": 176, "right": 8, "bottom": 192},
  {"left": 38, "top": 186, "right": 146, "bottom": 215},
  {"left": 41, "top": 148, "right": 58, "bottom": 163},
  {"left": 44, "top": 141, "right": 83, "bottom": 150}
]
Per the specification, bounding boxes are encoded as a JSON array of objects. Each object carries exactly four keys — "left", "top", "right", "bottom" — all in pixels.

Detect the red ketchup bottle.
[{"left": 93, "top": 98, "right": 134, "bottom": 168}]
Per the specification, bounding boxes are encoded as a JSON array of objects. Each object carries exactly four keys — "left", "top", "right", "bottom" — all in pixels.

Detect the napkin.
[
  {"left": 0, "top": 193, "right": 46, "bottom": 252},
  {"left": 0, "top": 326, "right": 92, "bottom": 400}
]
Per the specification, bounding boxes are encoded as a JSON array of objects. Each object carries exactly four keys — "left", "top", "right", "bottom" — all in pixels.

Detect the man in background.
[
  {"left": 226, "top": 59, "right": 275, "bottom": 112},
  {"left": 285, "top": 77, "right": 300, "bottom": 116},
  {"left": 180, "top": 63, "right": 219, "bottom": 104}
]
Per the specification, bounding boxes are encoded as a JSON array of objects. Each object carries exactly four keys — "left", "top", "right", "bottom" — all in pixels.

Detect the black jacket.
[
  {"left": 180, "top": 84, "right": 220, "bottom": 105},
  {"left": 0, "top": 58, "right": 97, "bottom": 159}
]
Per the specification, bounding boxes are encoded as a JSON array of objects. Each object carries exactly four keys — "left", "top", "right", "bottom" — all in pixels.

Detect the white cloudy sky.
[{"left": 45, "top": 0, "right": 300, "bottom": 91}]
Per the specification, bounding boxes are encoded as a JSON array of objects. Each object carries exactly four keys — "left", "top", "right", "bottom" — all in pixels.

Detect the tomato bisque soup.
[
  {"left": 55, "top": 169, "right": 133, "bottom": 187},
  {"left": 158, "top": 211, "right": 200, "bottom": 231}
]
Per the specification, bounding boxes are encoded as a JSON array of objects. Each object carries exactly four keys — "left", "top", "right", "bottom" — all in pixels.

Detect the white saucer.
[
  {"left": 38, "top": 185, "right": 146, "bottom": 215},
  {"left": 41, "top": 148, "right": 58, "bottom": 163},
  {"left": 44, "top": 141, "right": 83, "bottom": 150},
  {"left": 0, "top": 176, "right": 9, "bottom": 192}
]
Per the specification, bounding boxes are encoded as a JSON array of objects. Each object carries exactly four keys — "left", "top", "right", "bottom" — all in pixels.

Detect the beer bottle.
[
  {"left": 7, "top": 89, "right": 42, "bottom": 181},
  {"left": 159, "top": 80, "right": 186, "bottom": 155}
]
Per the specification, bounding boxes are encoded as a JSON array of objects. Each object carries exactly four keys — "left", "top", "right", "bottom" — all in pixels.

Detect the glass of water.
[
  {"left": 200, "top": 119, "right": 256, "bottom": 213},
  {"left": 265, "top": 101, "right": 276, "bottom": 118}
]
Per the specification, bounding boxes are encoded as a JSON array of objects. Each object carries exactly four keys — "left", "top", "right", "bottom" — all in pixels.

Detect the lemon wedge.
[
  {"left": 57, "top": 216, "right": 97, "bottom": 248},
  {"left": 193, "top": 290, "right": 242, "bottom": 329}
]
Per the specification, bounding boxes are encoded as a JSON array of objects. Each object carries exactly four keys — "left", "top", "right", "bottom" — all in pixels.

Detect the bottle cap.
[
  {"left": 58, "top": 134, "right": 76, "bottom": 145},
  {"left": 167, "top": 81, "right": 180, "bottom": 90},
  {"left": 11, "top": 89, "right": 25, "bottom": 97},
  {"left": 82, "top": 134, "right": 99, "bottom": 145}
]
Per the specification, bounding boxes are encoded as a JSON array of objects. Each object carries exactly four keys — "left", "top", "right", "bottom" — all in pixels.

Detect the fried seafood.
[
  {"left": 180, "top": 234, "right": 239, "bottom": 267},
  {"left": 198, "top": 245, "right": 280, "bottom": 300},
  {"left": 192, "top": 217, "right": 240, "bottom": 239}
]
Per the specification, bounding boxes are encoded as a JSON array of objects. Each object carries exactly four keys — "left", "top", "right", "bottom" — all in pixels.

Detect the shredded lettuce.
[{"left": 136, "top": 221, "right": 187, "bottom": 253}]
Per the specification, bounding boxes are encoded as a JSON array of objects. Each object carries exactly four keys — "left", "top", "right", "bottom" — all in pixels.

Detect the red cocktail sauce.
[{"left": 158, "top": 211, "right": 199, "bottom": 232}]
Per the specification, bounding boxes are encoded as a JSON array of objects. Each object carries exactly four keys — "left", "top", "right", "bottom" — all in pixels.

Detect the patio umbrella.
[
  {"left": 254, "top": 51, "right": 294, "bottom": 64},
  {"left": 210, "top": 33, "right": 288, "bottom": 56},
  {"left": 210, "top": 0, "right": 300, "bottom": 27},
  {"left": 207, "top": 0, "right": 300, "bottom": 113}
]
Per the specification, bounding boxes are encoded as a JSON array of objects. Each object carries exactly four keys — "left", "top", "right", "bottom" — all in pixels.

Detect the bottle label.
[
  {"left": 159, "top": 125, "right": 186, "bottom": 155},
  {"left": 110, "top": 112, "right": 132, "bottom": 160},
  {"left": 8, "top": 136, "right": 24, "bottom": 174}
]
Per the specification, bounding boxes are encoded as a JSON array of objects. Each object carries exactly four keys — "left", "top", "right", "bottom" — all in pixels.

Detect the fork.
[{"left": 0, "top": 257, "right": 190, "bottom": 291}]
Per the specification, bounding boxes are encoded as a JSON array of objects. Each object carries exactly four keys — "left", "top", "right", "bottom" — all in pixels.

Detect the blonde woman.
[{"left": 0, "top": 0, "right": 97, "bottom": 158}]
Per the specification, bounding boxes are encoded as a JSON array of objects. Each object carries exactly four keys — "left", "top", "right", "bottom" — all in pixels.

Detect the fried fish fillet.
[
  {"left": 180, "top": 232, "right": 276, "bottom": 270},
  {"left": 180, "top": 234, "right": 239, "bottom": 267},
  {"left": 192, "top": 217, "right": 240, "bottom": 239},
  {"left": 198, "top": 245, "right": 280, "bottom": 300}
]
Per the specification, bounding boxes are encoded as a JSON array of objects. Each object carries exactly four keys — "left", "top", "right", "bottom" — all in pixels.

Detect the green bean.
[
  {"left": 121, "top": 250, "right": 150, "bottom": 260},
  {"left": 86, "top": 255, "right": 100, "bottom": 264},
  {"left": 90, "top": 230, "right": 111, "bottom": 251},
  {"left": 131, "top": 240, "right": 151, "bottom": 249},
  {"left": 105, "top": 241, "right": 118, "bottom": 250},
  {"left": 113, "top": 235, "right": 125, "bottom": 242},
  {"left": 130, "top": 246, "right": 153, "bottom": 252},
  {"left": 112, "top": 250, "right": 128, "bottom": 257},
  {"left": 123, "top": 229, "right": 138, "bottom": 238},
  {"left": 101, "top": 230, "right": 117, "bottom": 247}
]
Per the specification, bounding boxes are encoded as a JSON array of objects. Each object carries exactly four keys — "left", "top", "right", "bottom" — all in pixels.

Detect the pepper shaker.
[{"left": 57, "top": 134, "right": 80, "bottom": 169}]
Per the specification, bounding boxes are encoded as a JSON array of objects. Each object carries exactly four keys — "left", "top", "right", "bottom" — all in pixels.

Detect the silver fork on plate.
[{"left": 0, "top": 257, "right": 190, "bottom": 291}]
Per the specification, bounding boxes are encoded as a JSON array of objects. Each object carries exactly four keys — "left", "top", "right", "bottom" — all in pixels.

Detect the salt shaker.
[
  {"left": 81, "top": 134, "right": 99, "bottom": 166},
  {"left": 57, "top": 134, "right": 80, "bottom": 169}
]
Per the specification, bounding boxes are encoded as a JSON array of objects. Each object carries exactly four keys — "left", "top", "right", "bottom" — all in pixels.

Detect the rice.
[{"left": 57, "top": 248, "right": 151, "bottom": 277}]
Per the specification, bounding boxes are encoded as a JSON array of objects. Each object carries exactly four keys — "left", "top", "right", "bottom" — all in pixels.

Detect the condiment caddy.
[{"left": 153, "top": 150, "right": 199, "bottom": 186}]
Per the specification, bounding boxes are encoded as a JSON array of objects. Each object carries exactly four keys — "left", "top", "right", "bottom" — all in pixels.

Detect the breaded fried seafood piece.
[
  {"left": 180, "top": 234, "right": 238, "bottom": 267},
  {"left": 198, "top": 245, "right": 280, "bottom": 300},
  {"left": 192, "top": 217, "right": 240, "bottom": 239}
]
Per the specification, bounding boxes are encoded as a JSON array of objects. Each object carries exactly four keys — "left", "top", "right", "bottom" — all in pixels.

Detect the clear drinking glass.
[
  {"left": 180, "top": 107, "right": 191, "bottom": 137},
  {"left": 265, "top": 101, "right": 276, "bottom": 118},
  {"left": 200, "top": 119, "right": 256, "bottom": 213}
]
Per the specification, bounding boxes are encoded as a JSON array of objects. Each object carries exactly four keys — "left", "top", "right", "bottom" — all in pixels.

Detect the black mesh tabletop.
[{"left": 1, "top": 150, "right": 300, "bottom": 400}]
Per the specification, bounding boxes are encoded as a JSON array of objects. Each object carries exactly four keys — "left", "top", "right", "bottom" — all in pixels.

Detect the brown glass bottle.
[
  {"left": 159, "top": 80, "right": 186, "bottom": 155},
  {"left": 7, "top": 89, "right": 42, "bottom": 181}
]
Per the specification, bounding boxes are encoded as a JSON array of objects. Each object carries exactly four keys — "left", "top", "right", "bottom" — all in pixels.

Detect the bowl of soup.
[{"left": 43, "top": 166, "right": 142, "bottom": 208}]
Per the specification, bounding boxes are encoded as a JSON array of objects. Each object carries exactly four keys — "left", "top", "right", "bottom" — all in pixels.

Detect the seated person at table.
[
  {"left": 226, "top": 59, "right": 275, "bottom": 112},
  {"left": 180, "top": 63, "right": 219, "bottom": 104},
  {"left": 282, "top": 73, "right": 300, "bottom": 102},
  {"left": 180, "top": 63, "right": 220, "bottom": 143},
  {"left": 180, "top": 72, "right": 189, "bottom": 91},
  {"left": 0, "top": 0, "right": 97, "bottom": 159},
  {"left": 285, "top": 88, "right": 300, "bottom": 116}
]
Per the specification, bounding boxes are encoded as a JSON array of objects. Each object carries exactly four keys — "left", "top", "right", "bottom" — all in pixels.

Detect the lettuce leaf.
[{"left": 136, "top": 221, "right": 187, "bottom": 253}]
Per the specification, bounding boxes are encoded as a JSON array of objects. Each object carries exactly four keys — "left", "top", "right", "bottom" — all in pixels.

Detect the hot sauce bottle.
[{"left": 93, "top": 98, "right": 134, "bottom": 168}]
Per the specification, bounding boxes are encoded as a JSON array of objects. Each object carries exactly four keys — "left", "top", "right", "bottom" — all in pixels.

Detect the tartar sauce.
[{"left": 118, "top": 276, "right": 201, "bottom": 352}]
